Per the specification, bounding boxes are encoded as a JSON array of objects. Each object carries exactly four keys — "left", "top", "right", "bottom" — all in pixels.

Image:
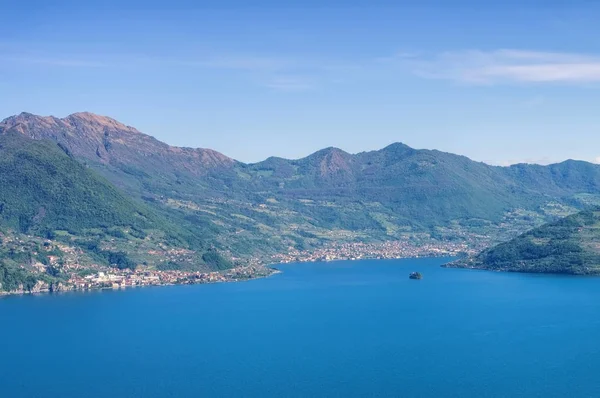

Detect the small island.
[{"left": 409, "top": 272, "right": 423, "bottom": 280}]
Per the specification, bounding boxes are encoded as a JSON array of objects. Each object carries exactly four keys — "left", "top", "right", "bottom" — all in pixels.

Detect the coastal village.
[
  {"left": 269, "top": 239, "right": 480, "bottom": 264},
  {"left": 12, "top": 264, "right": 276, "bottom": 295},
  {"left": 69, "top": 265, "right": 273, "bottom": 290},
  {"left": 54, "top": 238, "right": 475, "bottom": 294},
  {"left": 1, "top": 230, "right": 487, "bottom": 296}
]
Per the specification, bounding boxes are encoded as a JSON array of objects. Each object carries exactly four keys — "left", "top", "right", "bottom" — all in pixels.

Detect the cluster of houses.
[
  {"left": 67, "top": 265, "right": 272, "bottom": 291},
  {"left": 270, "top": 239, "right": 477, "bottom": 264}
]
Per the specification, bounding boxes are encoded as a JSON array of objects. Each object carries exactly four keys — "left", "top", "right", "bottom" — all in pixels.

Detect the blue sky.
[{"left": 1, "top": 0, "right": 600, "bottom": 164}]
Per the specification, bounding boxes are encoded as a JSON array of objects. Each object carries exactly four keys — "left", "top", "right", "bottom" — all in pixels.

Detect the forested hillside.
[{"left": 447, "top": 208, "right": 600, "bottom": 274}]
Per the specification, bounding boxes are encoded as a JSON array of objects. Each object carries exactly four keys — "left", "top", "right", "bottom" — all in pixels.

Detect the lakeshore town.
[
  {"left": 2, "top": 238, "right": 484, "bottom": 295},
  {"left": 74, "top": 239, "right": 477, "bottom": 292},
  {"left": 270, "top": 239, "right": 480, "bottom": 264}
]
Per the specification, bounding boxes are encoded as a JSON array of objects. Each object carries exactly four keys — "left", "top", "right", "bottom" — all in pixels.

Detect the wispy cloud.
[
  {"left": 188, "top": 55, "right": 294, "bottom": 71},
  {"left": 2, "top": 54, "right": 109, "bottom": 68},
  {"left": 265, "top": 76, "right": 316, "bottom": 92},
  {"left": 0, "top": 48, "right": 326, "bottom": 92},
  {"left": 7, "top": 43, "right": 600, "bottom": 89},
  {"left": 402, "top": 49, "right": 600, "bottom": 85},
  {"left": 1, "top": 51, "right": 295, "bottom": 71}
]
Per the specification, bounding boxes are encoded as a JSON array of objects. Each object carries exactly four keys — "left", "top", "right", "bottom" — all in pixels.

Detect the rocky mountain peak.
[
  {"left": 1, "top": 112, "right": 58, "bottom": 129},
  {"left": 65, "top": 112, "right": 140, "bottom": 133},
  {"left": 308, "top": 147, "right": 353, "bottom": 177},
  {"left": 0, "top": 111, "right": 234, "bottom": 174}
]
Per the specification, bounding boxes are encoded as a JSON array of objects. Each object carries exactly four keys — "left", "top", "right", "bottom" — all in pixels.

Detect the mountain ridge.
[
  {"left": 3, "top": 110, "right": 600, "bottom": 259},
  {"left": 0, "top": 111, "right": 236, "bottom": 171},
  {"left": 2, "top": 111, "right": 590, "bottom": 168}
]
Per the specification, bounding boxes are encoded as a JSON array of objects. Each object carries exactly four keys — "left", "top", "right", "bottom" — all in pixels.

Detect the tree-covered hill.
[
  {"left": 243, "top": 144, "right": 600, "bottom": 231},
  {"left": 447, "top": 208, "right": 600, "bottom": 274},
  {"left": 0, "top": 130, "right": 155, "bottom": 234},
  {"left": 0, "top": 131, "right": 234, "bottom": 292}
]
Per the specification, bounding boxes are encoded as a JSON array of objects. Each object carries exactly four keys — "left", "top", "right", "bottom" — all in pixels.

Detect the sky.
[{"left": 1, "top": 0, "right": 600, "bottom": 165}]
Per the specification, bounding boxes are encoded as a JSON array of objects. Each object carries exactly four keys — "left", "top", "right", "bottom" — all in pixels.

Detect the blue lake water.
[{"left": 2, "top": 257, "right": 600, "bottom": 397}]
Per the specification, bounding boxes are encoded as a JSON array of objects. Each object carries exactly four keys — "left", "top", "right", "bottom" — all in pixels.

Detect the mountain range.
[
  {"left": 3, "top": 112, "right": 600, "bottom": 233},
  {"left": 2, "top": 111, "right": 600, "bottom": 288}
]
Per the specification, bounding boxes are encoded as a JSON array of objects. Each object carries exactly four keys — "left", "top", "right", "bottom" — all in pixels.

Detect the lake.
[{"left": 2, "top": 257, "right": 600, "bottom": 397}]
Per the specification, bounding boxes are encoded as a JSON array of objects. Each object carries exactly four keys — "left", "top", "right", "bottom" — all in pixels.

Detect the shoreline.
[
  {"left": 1, "top": 237, "right": 481, "bottom": 298},
  {"left": 0, "top": 266, "right": 281, "bottom": 298},
  {"left": 269, "top": 252, "right": 460, "bottom": 266},
  {"left": 1, "top": 253, "right": 463, "bottom": 298}
]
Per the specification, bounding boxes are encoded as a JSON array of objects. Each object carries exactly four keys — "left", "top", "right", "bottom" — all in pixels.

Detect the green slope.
[
  {"left": 0, "top": 132, "right": 233, "bottom": 292},
  {"left": 0, "top": 131, "right": 156, "bottom": 234},
  {"left": 448, "top": 208, "right": 600, "bottom": 274},
  {"left": 246, "top": 144, "right": 600, "bottom": 226},
  {"left": 239, "top": 144, "right": 600, "bottom": 241}
]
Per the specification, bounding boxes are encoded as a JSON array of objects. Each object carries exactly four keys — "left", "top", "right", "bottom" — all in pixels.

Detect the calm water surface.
[{"left": 2, "top": 257, "right": 600, "bottom": 397}]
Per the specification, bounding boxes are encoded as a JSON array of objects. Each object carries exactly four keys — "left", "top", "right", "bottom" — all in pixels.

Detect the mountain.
[
  {"left": 0, "top": 130, "right": 154, "bottom": 235},
  {"left": 3, "top": 111, "right": 600, "bottom": 256},
  {"left": 0, "top": 112, "right": 237, "bottom": 198},
  {"left": 1, "top": 112, "right": 234, "bottom": 171},
  {"left": 246, "top": 144, "right": 523, "bottom": 228},
  {"left": 243, "top": 143, "right": 600, "bottom": 236},
  {"left": 447, "top": 208, "right": 600, "bottom": 274},
  {"left": 0, "top": 130, "right": 235, "bottom": 293}
]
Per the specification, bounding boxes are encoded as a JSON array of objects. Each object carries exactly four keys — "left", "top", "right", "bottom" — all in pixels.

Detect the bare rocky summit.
[{"left": 0, "top": 111, "right": 235, "bottom": 175}]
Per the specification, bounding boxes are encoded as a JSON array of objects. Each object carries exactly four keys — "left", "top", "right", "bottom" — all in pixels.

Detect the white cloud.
[
  {"left": 15, "top": 45, "right": 600, "bottom": 90},
  {"left": 177, "top": 55, "right": 296, "bottom": 71},
  {"left": 0, "top": 46, "right": 333, "bottom": 92},
  {"left": 595, "top": 157, "right": 600, "bottom": 164},
  {"left": 405, "top": 49, "right": 600, "bottom": 85}
]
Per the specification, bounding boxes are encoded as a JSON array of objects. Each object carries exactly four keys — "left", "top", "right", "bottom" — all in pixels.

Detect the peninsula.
[{"left": 446, "top": 208, "right": 600, "bottom": 275}]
